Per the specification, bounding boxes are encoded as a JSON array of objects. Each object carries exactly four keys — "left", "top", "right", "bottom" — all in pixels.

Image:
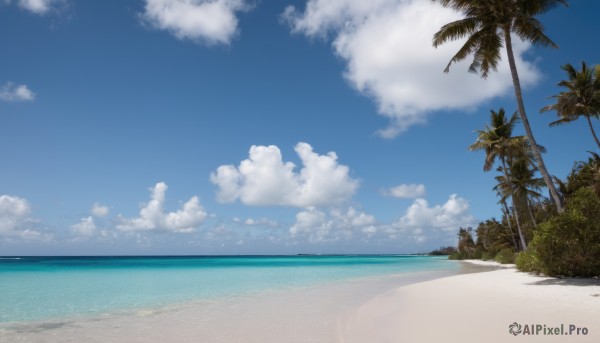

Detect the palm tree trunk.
[
  {"left": 501, "top": 199, "right": 519, "bottom": 251},
  {"left": 585, "top": 115, "right": 600, "bottom": 150},
  {"left": 500, "top": 157, "right": 519, "bottom": 250},
  {"left": 512, "top": 201, "right": 527, "bottom": 251},
  {"left": 504, "top": 29, "right": 564, "bottom": 212},
  {"left": 526, "top": 198, "right": 538, "bottom": 229}
]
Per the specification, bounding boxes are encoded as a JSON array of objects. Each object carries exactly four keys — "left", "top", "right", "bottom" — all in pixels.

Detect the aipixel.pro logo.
[{"left": 509, "top": 322, "right": 588, "bottom": 336}]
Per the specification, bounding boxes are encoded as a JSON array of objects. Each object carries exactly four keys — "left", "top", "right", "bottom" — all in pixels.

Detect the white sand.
[{"left": 340, "top": 263, "right": 600, "bottom": 343}]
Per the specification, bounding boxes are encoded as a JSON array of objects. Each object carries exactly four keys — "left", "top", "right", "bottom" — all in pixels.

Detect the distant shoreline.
[{"left": 0, "top": 253, "right": 435, "bottom": 258}]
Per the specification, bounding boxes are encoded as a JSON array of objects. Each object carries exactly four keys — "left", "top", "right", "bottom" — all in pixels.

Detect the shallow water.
[
  {"left": 0, "top": 255, "right": 459, "bottom": 323},
  {"left": 0, "top": 256, "right": 492, "bottom": 343}
]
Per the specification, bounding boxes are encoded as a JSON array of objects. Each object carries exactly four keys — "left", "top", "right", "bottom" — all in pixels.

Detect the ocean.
[{"left": 0, "top": 255, "right": 459, "bottom": 325}]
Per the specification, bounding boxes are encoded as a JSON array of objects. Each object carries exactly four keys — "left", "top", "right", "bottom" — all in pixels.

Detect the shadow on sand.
[{"left": 527, "top": 277, "right": 600, "bottom": 288}]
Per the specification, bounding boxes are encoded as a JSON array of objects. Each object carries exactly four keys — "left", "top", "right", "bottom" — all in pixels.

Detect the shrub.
[
  {"left": 481, "top": 251, "right": 495, "bottom": 261},
  {"left": 472, "top": 247, "right": 484, "bottom": 260},
  {"left": 515, "top": 251, "right": 541, "bottom": 273},
  {"left": 495, "top": 248, "right": 515, "bottom": 264},
  {"left": 521, "top": 188, "right": 600, "bottom": 277}
]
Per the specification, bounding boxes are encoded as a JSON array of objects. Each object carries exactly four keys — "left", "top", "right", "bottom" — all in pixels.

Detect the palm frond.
[
  {"left": 442, "top": 27, "right": 483, "bottom": 73},
  {"left": 512, "top": 17, "right": 558, "bottom": 48},
  {"left": 433, "top": 17, "right": 479, "bottom": 48}
]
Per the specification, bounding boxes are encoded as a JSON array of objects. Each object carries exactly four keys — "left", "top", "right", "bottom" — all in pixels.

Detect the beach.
[
  {"left": 341, "top": 260, "right": 600, "bottom": 342},
  {"left": 0, "top": 256, "right": 475, "bottom": 343},
  {"left": 2, "top": 259, "right": 599, "bottom": 342},
  {"left": 0, "top": 268, "right": 469, "bottom": 343}
]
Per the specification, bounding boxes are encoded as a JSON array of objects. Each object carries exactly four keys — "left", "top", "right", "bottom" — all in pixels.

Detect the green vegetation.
[
  {"left": 429, "top": 246, "right": 458, "bottom": 256},
  {"left": 542, "top": 62, "right": 600, "bottom": 149},
  {"left": 460, "top": 152, "right": 600, "bottom": 276},
  {"left": 522, "top": 188, "right": 600, "bottom": 276},
  {"left": 495, "top": 248, "right": 516, "bottom": 264},
  {"left": 434, "top": 0, "right": 600, "bottom": 277}
]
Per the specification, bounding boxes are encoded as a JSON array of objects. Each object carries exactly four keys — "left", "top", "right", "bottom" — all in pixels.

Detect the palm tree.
[
  {"left": 457, "top": 227, "right": 476, "bottom": 257},
  {"left": 432, "top": 0, "right": 568, "bottom": 212},
  {"left": 468, "top": 108, "right": 525, "bottom": 172},
  {"left": 469, "top": 108, "right": 531, "bottom": 250},
  {"left": 541, "top": 62, "right": 600, "bottom": 149},
  {"left": 494, "top": 171, "right": 526, "bottom": 251},
  {"left": 505, "top": 159, "right": 545, "bottom": 228},
  {"left": 494, "top": 158, "right": 545, "bottom": 250},
  {"left": 498, "top": 196, "right": 519, "bottom": 251},
  {"left": 553, "top": 152, "right": 600, "bottom": 201}
]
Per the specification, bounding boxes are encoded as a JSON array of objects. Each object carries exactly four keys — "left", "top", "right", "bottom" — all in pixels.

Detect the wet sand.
[{"left": 0, "top": 264, "right": 487, "bottom": 343}]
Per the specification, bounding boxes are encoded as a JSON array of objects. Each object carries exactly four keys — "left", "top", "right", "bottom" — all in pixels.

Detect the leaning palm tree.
[
  {"left": 541, "top": 62, "right": 600, "bottom": 149},
  {"left": 433, "top": 0, "right": 568, "bottom": 212}
]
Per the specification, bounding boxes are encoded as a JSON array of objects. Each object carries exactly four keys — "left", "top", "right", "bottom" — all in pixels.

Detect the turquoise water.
[{"left": 0, "top": 255, "right": 457, "bottom": 323}]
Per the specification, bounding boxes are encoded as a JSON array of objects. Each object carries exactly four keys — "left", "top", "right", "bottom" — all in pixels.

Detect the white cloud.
[
  {"left": 0, "top": 82, "right": 35, "bottom": 102},
  {"left": 388, "top": 194, "right": 477, "bottom": 242},
  {"left": 71, "top": 216, "right": 96, "bottom": 237},
  {"left": 0, "top": 194, "right": 45, "bottom": 240},
  {"left": 17, "top": 0, "right": 63, "bottom": 14},
  {"left": 91, "top": 203, "right": 109, "bottom": 217},
  {"left": 244, "top": 217, "right": 279, "bottom": 227},
  {"left": 117, "top": 182, "right": 207, "bottom": 233},
  {"left": 383, "top": 183, "right": 426, "bottom": 199},
  {"left": 70, "top": 203, "right": 109, "bottom": 239},
  {"left": 288, "top": 193, "right": 475, "bottom": 244},
  {"left": 290, "top": 207, "right": 376, "bottom": 243},
  {"left": 284, "top": 0, "right": 541, "bottom": 137},
  {"left": 210, "top": 142, "right": 359, "bottom": 207},
  {"left": 141, "top": 0, "right": 249, "bottom": 45}
]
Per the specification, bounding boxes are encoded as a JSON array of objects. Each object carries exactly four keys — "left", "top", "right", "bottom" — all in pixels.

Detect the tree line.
[{"left": 433, "top": 0, "right": 600, "bottom": 277}]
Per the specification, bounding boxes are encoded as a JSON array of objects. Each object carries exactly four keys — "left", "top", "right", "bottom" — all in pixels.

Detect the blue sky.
[{"left": 0, "top": 0, "right": 597, "bottom": 255}]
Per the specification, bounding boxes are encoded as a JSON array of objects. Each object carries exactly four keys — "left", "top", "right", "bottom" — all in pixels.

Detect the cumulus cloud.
[
  {"left": 141, "top": 0, "right": 250, "bottom": 45},
  {"left": 70, "top": 216, "right": 96, "bottom": 237},
  {"left": 117, "top": 182, "right": 207, "bottom": 233},
  {"left": 0, "top": 82, "right": 35, "bottom": 102},
  {"left": 91, "top": 203, "right": 109, "bottom": 217},
  {"left": 283, "top": 0, "right": 541, "bottom": 137},
  {"left": 290, "top": 207, "right": 376, "bottom": 243},
  {"left": 70, "top": 203, "right": 110, "bottom": 239},
  {"left": 210, "top": 142, "right": 359, "bottom": 207},
  {"left": 17, "top": 0, "right": 64, "bottom": 14},
  {"left": 387, "top": 194, "right": 477, "bottom": 242},
  {"left": 383, "top": 183, "right": 426, "bottom": 199},
  {"left": 289, "top": 193, "right": 476, "bottom": 244},
  {"left": 0, "top": 194, "right": 45, "bottom": 240}
]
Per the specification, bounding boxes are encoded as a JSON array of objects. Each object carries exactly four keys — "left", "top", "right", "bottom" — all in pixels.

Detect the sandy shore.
[
  {"left": 0, "top": 268, "right": 473, "bottom": 343},
  {"left": 341, "top": 261, "right": 600, "bottom": 342},
  {"left": 5, "top": 261, "right": 597, "bottom": 343}
]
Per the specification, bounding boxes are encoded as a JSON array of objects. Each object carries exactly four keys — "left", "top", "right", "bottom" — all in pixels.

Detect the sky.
[{"left": 1, "top": 0, "right": 598, "bottom": 255}]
